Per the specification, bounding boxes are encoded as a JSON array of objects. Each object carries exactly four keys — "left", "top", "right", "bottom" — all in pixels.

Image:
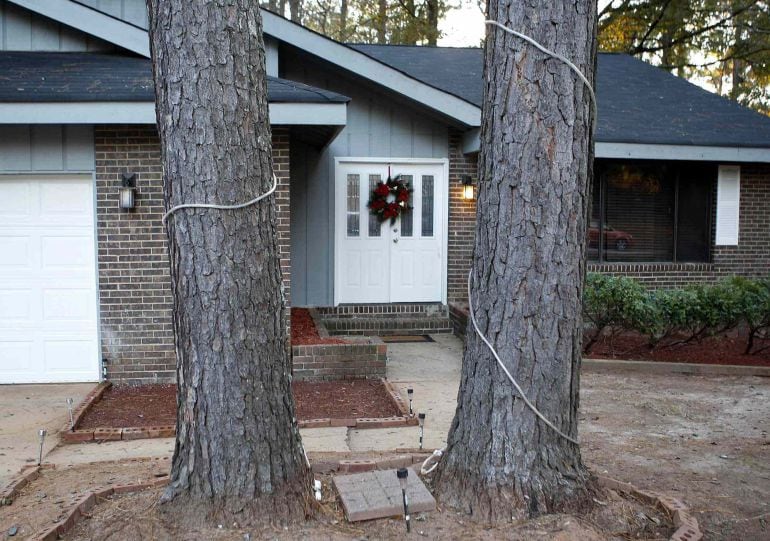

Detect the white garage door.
[{"left": 0, "top": 175, "right": 100, "bottom": 383}]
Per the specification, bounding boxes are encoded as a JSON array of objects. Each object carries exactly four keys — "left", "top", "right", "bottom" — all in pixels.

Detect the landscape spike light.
[
  {"left": 397, "top": 467, "right": 410, "bottom": 532},
  {"left": 37, "top": 429, "right": 47, "bottom": 466},
  {"left": 66, "top": 397, "right": 74, "bottom": 430},
  {"left": 418, "top": 412, "right": 426, "bottom": 450},
  {"left": 407, "top": 388, "right": 414, "bottom": 415}
]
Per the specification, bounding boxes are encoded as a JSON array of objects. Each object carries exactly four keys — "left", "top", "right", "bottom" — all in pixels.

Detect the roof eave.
[
  {"left": 0, "top": 101, "right": 348, "bottom": 126},
  {"left": 462, "top": 131, "right": 770, "bottom": 163}
]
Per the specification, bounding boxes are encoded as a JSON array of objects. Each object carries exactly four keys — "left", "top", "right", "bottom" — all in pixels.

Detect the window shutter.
[{"left": 715, "top": 165, "right": 740, "bottom": 246}]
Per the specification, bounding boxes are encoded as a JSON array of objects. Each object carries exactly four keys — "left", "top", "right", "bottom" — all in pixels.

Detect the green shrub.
[
  {"left": 645, "top": 282, "right": 742, "bottom": 347},
  {"left": 728, "top": 276, "right": 770, "bottom": 354},
  {"left": 582, "top": 273, "right": 653, "bottom": 352}
]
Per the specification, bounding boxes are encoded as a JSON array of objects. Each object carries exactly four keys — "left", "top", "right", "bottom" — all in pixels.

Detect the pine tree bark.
[
  {"left": 433, "top": 0, "right": 597, "bottom": 521},
  {"left": 146, "top": 0, "right": 312, "bottom": 525}
]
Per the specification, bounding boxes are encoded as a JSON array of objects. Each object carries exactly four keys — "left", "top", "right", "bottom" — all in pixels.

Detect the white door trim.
[{"left": 333, "top": 157, "right": 449, "bottom": 306}]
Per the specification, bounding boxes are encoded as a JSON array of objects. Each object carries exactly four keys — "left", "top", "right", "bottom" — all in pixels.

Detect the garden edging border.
[
  {"left": 62, "top": 378, "right": 417, "bottom": 444},
  {"left": 596, "top": 475, "right": 702, "bottom": 541},
  {"left": 584, "top": 358, "right": 770, "bottom": 377},
  {"left": 22, "top": 461, "right": 699, "bottom": 541}
]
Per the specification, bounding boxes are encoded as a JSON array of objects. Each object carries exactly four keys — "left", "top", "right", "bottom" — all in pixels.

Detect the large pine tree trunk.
[
  {"left": 147, "top": 0, "right": 312, "bottom": 524},
  {"left": 434, "top": 0, "right": 597, "bottom": 521}
]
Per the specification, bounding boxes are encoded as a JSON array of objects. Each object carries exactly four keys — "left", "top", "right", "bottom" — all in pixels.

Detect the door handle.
[{"left": 393, "top": 238, "right": 399, "bottom": 243}]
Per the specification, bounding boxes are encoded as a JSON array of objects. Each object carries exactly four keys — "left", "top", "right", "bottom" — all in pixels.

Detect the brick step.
[
  {"left": 323, "top": 316, "right": 452, "bottom": 336},
  {"left": 316, "top": 303, "right": 448, "bottom": 320}
]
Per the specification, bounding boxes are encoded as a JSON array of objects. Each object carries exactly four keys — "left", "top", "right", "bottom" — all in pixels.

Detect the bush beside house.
[{"left": 583, "top": 274, "right": 770, "bottom": 355}]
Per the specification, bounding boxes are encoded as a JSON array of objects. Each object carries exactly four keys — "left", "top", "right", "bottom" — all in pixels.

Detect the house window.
[{"left": 588, "top": 162, "right": 713, "bottom": 263}]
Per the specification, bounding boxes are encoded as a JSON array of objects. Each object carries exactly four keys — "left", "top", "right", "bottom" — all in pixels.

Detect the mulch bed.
[
  {"left": 77, "top": 380, "right": 402, "bottom": 430},
  {"left": 292, "top": 380, "right": 401, "bottom": 419},
  {"left": 587, "top": 328, "right": 770, "bottom": 367},
  {"left": 291, "top": 307, "right": 347, "bottom": 345}
]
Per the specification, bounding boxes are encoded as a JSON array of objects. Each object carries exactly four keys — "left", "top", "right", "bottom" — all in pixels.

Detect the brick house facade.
[
  {"left": 95, "top": 126, "right": 291, "bottom": 382},
  {"left": 93, "top": 125, "right": 770, "bottom": 382}
]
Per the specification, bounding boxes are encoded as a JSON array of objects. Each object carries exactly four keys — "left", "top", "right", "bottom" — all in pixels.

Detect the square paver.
[{"left": 333, "top": 469, "right": 436, "bottom": 522}]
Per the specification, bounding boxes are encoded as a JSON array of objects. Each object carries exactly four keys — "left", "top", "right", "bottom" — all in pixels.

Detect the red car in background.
[{"left": 588, "top": 220, "right": 634, "bottom": 251}]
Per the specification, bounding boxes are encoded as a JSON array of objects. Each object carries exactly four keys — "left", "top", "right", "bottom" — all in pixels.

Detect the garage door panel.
[
  {"left": 39, "top": 180, "right": 93, "bottom": 222},
  {"left": 0, "top": 340, "right": 36, "bottom": 373},
  {"left": 0, "top": 181, "right": 32, "bottom": 218},
  {"left": 40, "top": 235, "right": 94, "bottom": 270},
  {"left": 0, "top": 236, "right": 32, "bottom": 268},
  {"left": 43, "top": 288, "right": 94, "bottom": 321},
  {"left": 0, "top": 175, "right": 99, "bottom": 384},
  {"left": 43, "top": 339, "right": 97, "bottom": 373},
  {"left": 0, "top": 289, "right": 33, "bottom": 320}
]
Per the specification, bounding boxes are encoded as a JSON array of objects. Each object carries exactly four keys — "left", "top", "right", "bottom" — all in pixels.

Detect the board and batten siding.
[
  {"left": 0, "top": 125, "right": 94, "bottom": 172},
  {"left": 284, "top": 52, "right": 450, "bottom": 306},
  {"left": 0, "top": 1, "right": 113, "bottom": 51},
  {"left": 76, "top": 0, "right": 149, "bottom": 29}
]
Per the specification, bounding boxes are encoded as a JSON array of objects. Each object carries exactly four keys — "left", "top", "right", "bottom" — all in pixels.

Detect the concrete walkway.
[{"left": 0, "top": 383, "right": 93, "bottom": 485}]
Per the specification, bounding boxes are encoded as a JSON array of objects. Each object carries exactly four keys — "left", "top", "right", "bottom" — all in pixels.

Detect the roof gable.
[{"left": 354, "top": 44, "right": 770, "bottom": 149}]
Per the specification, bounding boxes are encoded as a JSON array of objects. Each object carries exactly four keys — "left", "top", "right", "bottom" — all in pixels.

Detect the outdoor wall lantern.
[
  {"left": 119, "top": 173, "right": 137, "bottom": 210},
  {"left": 461, "top": 174, "right": 475, "bottom": 200}
]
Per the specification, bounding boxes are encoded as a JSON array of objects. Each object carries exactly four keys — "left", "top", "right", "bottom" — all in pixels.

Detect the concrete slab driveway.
[{"left": 0, "top": 383, "right": 93, "bottom": 485}]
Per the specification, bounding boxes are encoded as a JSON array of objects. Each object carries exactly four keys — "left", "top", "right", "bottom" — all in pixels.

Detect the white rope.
[
  {"left": 421, "top": 22, "right": 594, "bottom": 473},
  {"left": 485, "top": 20, "right": 598, "bottom": 134},
  {"left": 466, "top": 271, "right": 579, "bottom": 445},
  {"left": 161, "top": 172, "right": 279, "bottom": 226}
]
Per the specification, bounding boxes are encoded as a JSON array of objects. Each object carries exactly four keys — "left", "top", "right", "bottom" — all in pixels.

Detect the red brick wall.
[
  {"left": 95, "top": 126, "right": 291, "bottom": 383},
  {"left": 447, "top": 129, "right": 479, "bottom": 302}
]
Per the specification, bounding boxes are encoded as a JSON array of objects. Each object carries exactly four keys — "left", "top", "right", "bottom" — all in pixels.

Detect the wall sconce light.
[
  {"left": 119, "top": 173, "right": 136, "bottom": 210},
  {"left": 461, "top": 175, "right": 475, "bottom": 200}
]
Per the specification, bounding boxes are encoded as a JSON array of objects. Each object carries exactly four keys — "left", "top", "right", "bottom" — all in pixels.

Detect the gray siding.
[
  {"left": 0, "top": 125, "right": 94, "bottom": 172},
  {"left": 285, "top": 54, "right": 449, "bottom": 306},
  {"left": 77, "top": 0, "right": 148, "bottom": 29},
  {"left": 0, "top": 1, "right": 113, "bottom": 51}
]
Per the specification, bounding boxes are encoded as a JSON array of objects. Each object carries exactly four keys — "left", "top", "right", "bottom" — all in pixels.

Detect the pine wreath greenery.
[{"left": 367, "top": 175, "right": 413, "bottom": 224}]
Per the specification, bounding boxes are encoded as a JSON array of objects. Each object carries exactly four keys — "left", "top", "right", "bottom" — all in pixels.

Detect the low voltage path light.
[
  {"left": 418, "top": 413, "right": 426, "bottom": 450},
  {"left": 66, "top": 398, "right": 74, "bottom": 430},
  {"left": 407, "top": 388, "right": 414, "bottom": 415},
  {"left": 37, "top": 429, "right": 46, "bottom": 466},
  {"left": 397, "top": 467, "right": 410, "bottom": 532}
]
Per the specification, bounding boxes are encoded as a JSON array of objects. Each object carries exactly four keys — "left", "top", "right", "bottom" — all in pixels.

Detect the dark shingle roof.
[
  {"left": 351, "top": 44, "right": 770, "bottom": 148},
  {"left": 0, "top": 52, "right": 349, "bottom": 104}
]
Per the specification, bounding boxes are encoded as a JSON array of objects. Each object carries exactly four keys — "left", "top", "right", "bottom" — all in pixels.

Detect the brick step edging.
[
  {"left": 34, "top": 476, "right": 170, "bottom": 541},
  {"left": 595, "top": 475, "right": 703, "bottom": 541}
]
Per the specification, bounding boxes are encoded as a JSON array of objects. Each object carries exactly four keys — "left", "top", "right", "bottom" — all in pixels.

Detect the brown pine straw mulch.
[
  {"left": 77, "top": 379, "right": 401, "bottom": 429},
  {"left": 586, "top": 328, "right": 770, "bottom": 367},
  {"left": 291, "top": 308, "right": 347, "bottom": 345}
]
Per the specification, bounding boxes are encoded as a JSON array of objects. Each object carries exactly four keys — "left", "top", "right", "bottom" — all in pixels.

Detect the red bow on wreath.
[{"left": 367, "top": 174, "right": 413, "bottom": 225}]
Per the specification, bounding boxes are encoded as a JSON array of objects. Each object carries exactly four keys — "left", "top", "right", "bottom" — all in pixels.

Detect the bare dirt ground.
[
  {"left": 580, "top": 372, "right": 770, "bottom": 540},
  {"left": 1, "top": 371, "right": 767, "bottom": 540},
  {"left": 65, "top": 479, "right": 671, "bottom": 541},
  {"left": 0, "top": 458, "right": 168, "bottom": 538}
]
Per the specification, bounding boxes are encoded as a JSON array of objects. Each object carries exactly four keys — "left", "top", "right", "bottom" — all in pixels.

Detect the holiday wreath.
[{"left": 367, "top": 175, "right": 413, "bottom": 224}]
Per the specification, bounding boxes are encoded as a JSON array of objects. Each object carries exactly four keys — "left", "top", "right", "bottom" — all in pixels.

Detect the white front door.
[
  {"left": 335, "top": 160, "right": 446, "bottom": 304},
  {"left": 0, "top": 175, "right": 100, "bottom": 383}
]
